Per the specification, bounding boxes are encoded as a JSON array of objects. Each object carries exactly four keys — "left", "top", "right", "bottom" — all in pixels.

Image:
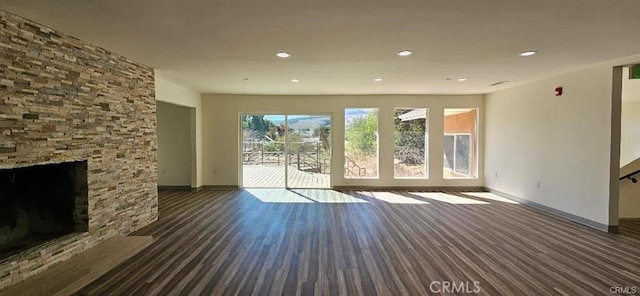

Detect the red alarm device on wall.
[{"left": 555, "top": 87, "right": 563, "bottom": 96}]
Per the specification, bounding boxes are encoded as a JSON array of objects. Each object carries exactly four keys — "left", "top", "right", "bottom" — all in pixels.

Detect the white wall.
[
  {"left": 485, "top": 54, "right": 640, "bottom": 227},
  {"left": 621, "top": 66, "right": 640, "bottom": 166},
  {"left": 156, "top": 101, "right": 192, "bottom": 186},
  {"left": 619, "top": 67, "right": 640, "bottom": 218},
  {"left": 619, "top": 180, "right": 640, "bottom": 218},
  {"left": 155, "top": 74, "right": 203, "bottom": 188},
  {"left": 622, "top": 67, "right": 640, "bottom": 103},
  {"left": 621, "top": 102, "right": 640, "bottom": 166},
  {"left": 202, "top": 94, "right": 484, "bottom": 188},
  {"left": 620, "top": 158, "right": 640, "bottom": 218}
]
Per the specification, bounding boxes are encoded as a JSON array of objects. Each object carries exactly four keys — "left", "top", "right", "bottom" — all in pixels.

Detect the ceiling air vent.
[{"left": 489, "top": 81, "right": 509, "bottom": 86}]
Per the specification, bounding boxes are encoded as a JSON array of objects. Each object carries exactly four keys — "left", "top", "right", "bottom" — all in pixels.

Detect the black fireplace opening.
[{"left": 0, "top": 161, "right": 88, "bottom": 261}]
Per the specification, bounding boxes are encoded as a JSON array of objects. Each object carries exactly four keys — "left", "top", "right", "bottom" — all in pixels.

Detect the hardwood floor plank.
[{"left": 71, "top": 189, "right": 640, "bottom": 295}]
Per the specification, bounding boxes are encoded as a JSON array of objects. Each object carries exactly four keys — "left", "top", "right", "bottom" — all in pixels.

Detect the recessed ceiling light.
[
  {"left": 457, "top": 78, "right": 467, "bottom": 82},
  {"left": 518, "top": 50, "right": 538, "bottom": 57},
  {"left": 373, "top": 78, "right": 383, "bottom": 82},
  {"left": 276, "top": 52, "right": 291, "bottom": 58},
  {"left": 291, "top": 79, "right": 300, "bottom": 83},
  {"left": 397, "top": 50, "right": 413, "bottom": 57}
]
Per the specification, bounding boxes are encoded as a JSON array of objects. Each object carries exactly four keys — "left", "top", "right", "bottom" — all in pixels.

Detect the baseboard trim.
[
  {"left": 484, "top": 187, "right": 616, "bottom": 233},
  {"left": 332, "top": 185, "right": 485, "bottom": 191},
  {"left": 200, "top": 185, "right": 240, "bottom": 190},
  {"left": 158, "top": 186, "right": 192, "bottom": 191},
  {"left": 158, "top": 185, "right": 240, "bottom": 192}
]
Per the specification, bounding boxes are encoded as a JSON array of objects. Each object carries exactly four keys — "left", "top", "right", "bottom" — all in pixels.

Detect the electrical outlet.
[
  {"left": 536, "top": 181, "right": 540, "bottom": 188},
  {"left": 162, "top": 168, "right": 167, "bottom": 174},
  {"left": 495, "top": 172, "right": 498, "bottom": 178}
]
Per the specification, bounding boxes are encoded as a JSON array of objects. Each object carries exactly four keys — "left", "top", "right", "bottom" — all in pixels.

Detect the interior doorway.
[
  {"left": 241, "top": 114, "right": 331, "bottom": 189},
  {"left": 156, "top": 101, "right": 195, "bottom": 188},
  {"left": 618, "top": 65, "right": 640, "bottom": 236}
]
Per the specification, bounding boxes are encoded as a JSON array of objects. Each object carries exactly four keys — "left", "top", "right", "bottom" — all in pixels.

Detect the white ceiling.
[{"left": 1, "top": 0, "right": 640, "bottom": 95}]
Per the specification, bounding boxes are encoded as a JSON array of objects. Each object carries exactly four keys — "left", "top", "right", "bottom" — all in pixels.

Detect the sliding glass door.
[
  {"left": 241, "top": 114, "right": 331, "bottom": 189},
  {"left": 286, "top": 115, "right": 331, "bottom": 188},
  {"left": 242, "top": 114, "right": 286, "bottom": 187}
]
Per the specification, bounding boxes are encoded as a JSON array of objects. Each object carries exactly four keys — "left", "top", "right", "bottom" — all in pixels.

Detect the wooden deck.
[
  {"left": 243, "top": 165, "right": 330, "bottom": 188},
  {"left": 75, "top": 189, "right": 640, "bottom": 295}
]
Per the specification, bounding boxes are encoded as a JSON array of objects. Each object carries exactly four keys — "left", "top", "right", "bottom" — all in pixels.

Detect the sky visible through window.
[{"left": 263, "top": 115, "right": 307, "bottom": 123}]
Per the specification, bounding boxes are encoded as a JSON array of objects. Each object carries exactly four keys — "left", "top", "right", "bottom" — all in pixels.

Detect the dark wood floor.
[
  {"left": 620, "top": 218, "right": 640, "bottom": 241},
  {"left": 75, "top": 189, "right": 640, "bottom": 295}
]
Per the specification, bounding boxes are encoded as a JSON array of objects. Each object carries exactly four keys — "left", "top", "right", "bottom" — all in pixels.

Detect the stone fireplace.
[
  {"left": 0, "top": 10, "right": 158, "bottom": 289},
  {"left": 0, "top": 161, "right": 88, "bottom": 261}
]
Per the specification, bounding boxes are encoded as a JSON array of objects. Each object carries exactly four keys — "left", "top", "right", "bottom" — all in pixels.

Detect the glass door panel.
[
  {"left": 241, "top": 114, "right": 286, "bottom": 187},
  {"left": 285, "top": 115, "right": 331, "bottom": 188}
]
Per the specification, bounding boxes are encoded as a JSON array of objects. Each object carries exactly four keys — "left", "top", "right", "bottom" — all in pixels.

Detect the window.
[
  {"left": 444, "top": 134, "right": 471, "bottom": 176},
  {"left": 344, "top": 108, "right": 378, "bottom": 178},
  {"left": 444, "top": 108, "right": 477, "bottom": 178},
  {"left": 394, "top": 108, "right": 428, "bottom": 178}
]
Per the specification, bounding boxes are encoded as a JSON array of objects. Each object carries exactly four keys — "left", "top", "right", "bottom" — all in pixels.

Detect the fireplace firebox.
[{"left": 0, "top": 161, "right": 88, "bottom": 261}]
